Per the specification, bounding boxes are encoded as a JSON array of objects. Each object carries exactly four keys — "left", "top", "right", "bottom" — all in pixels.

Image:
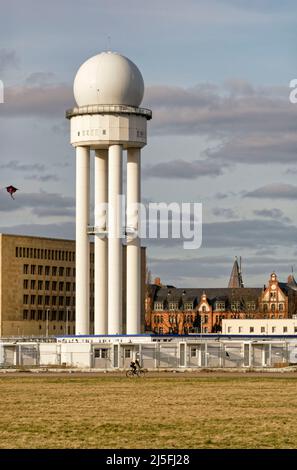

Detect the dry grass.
[{"left": 1, "top": 373, "right": 297, "bottom": 449}]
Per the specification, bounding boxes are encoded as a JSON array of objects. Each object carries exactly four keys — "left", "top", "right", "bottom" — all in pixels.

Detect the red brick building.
[{"left": 145, "top": 260, "right": 297, "bottom": 335}]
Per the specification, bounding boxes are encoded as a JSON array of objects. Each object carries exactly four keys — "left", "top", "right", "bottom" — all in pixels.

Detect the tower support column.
[
  {"left": 75, "top": 146, "right": 90, "bottom": 335},
  {"left": 108, "top": 144, "right": 123, "bottom": 335},
  {"left": 126, "top": 148, "right": 141, "bottom": 334},
  {"left": 94, "top": 149, "right": 108, "bottom": 334}
]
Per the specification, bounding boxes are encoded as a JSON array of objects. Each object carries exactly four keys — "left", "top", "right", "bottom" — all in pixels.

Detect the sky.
[{"left": 0, "top": 0, "right": 297, "bottom": 287}]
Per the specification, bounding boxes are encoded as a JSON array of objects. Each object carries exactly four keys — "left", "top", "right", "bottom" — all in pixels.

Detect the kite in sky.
[{"left": 6, "top": 185, "right": 18, "bottom": 199}]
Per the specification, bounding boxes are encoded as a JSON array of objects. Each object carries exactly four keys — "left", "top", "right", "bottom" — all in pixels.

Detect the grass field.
[{"left": 0, "top": 372, "right": 297, "bottom": 449}]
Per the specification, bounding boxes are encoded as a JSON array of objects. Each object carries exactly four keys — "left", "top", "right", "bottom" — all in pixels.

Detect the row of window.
[
  {"left": 23, "top": 279, "right": 75, "bottom": 292},
  {"left": 34, "top": 324, "right": 75, "bottom": 333},
  {"left": 16, "top": 247, "right": 76, "bottom": 262},
  {"left": 23, "top": 309, "right": 75, "bottom": 321},
  {"left": 23, "top": 265, "right": 75, "bottom": 277},
  {"left": 154, "top": 301, "right": 257, "bottom": 312},
  {"left": 262, "top": 303, "right": 284, "bottom": 312},
  {"left": 153, "top": 314, "right": 206, "bottom": 324},
  {"left": 23, "top": 295, "right": 74, "bottom": 307},
  {"left": 227, "top": 325, "right": 297, "bottom": 334}
]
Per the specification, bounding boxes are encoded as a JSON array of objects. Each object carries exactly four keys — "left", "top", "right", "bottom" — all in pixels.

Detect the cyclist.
[
  {"left": 130, "top": 361, "right": 137, "bottom": 374},
  {"left": 135, "top": 358, "right": 141, "bottom": 370}
]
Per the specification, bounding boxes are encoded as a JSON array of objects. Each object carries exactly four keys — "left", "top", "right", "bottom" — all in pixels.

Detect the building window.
[
  {"left": 66, "top": 267, "right": 71, "bottom": 277},
  {"left": 59, "top": 267, "right": 64, "bottom": 276},
  {"left": 23, "top": 294, "right": 29, "bottom": 304},
  {"left": 59, "top": 296, "right": 64, "bottom": 306},
  {"left": 52, "top": 296, "right": 56, "bottom": 306},
  {"left": 52, "top": 281, "right": 57, "bottom": 291},
  {"left": 45, "top": 281, "right": 50, "bottom": 290},
  {"left": 30, "top": 310, "right": 35, "bottom": 320},
  {"left": 31, "top": 265, "right": 36, "bottom": 275},
  {"left": 250, "top": 327, "right": 254, "bottom": 333},
  {"left": 261, "top": 327, "right": 265, "bottom": 333},
  {"left": 23, "top": 309, "right": 28, "bottom": 320},
  {"left": 271, "top": 304, "right": 275, "bottom": 312},
  {"left": 216, "top": 301, "right": 225, "bottom": 311},
  {"left": 23, "top": 264, "right": 29, "bottom": 274},
  {"left": 59, "top": 282, "right": 64, "bottom": 291},
  {"left": 37, "top": 310, "right": 43, "bottom": 320},
  {"left": 191, "top": 347, "right": 198, "bottom": 357},
  {"left": 202, "top": 306, "right": 206, "bottom": 313},
  {"left": 124, "top": 349, "right": 131, "bottom": 359},
  {"left": 66, "top": 282, "right": 71, "bottom": 291},
  {"left": 58, "top": 311, "right": 64, "bottom": 321},
  {"left": 283, "top": 326, "right": 288, "bottom": 333},
  {"left": 154, "top": 302, "right": 164, "bottom": 311},
  {"left": 159, "top": 327, "right": 164, "bottom": 334},
  {"left": 279, "top": 304, "right": 284, "bottom": 312},
  {"left": 95, "top": 348, "right": 108, "bottom": 359},
  {"left": 52, "top": 267, "right": 57, "bottom": 276},
  {"left": 31, "top": 295, "right": 36, "bottom": 305},
  {"left": 38, "top": 265, "right": 43, "bottom": 275},
  {"left": 184, "top": 302, "right": 193, "bottom": 310},
  {"left": 23, "top": 279, "right": 28, "bottom": 289},
  {"left": 231, "top": 301, "right": 241, "bottom": 312},
  {"left": 66, "top": 297, "right": 71, "bottom": 306},
  {"left": 204, "top": 315, "right": 208, "bottom": 324},
  {"left": 272, "top": 327, "right": 276, "bottom": 333},
  {"left": 227, "top": 326, "right": 232, "bottom": 333},
  {"left": 238, "top": 327, "right": 243, "bottom": 333},
  {"left": 45, "top": 266, "right": 50, "bottom": 276},
  {"left": 38, "top": 295, "right": 43, "bottom": 305},
  {"left": 169, "top": 302, "right": 178, "bottom": 311},
  {"left": 45, "top": 296, "right": 50, "bottom": 305},
  {"left": 270, "top": 291, "right": 276, "bottom": 300},
  {"left": 31, "top": 280, "right": 36, "bottom": 289},
  {"left": 15, "top": 247, "right": 19, "bottom": 257},
  {"left": 52, "top": 311, "right": 57, "bottom": 321},
  {"left": 247, "top": 302, "right": 256, "bottom": 311},
  {"left": 294, "top": 327, "right": 297, "bottom": 333}
]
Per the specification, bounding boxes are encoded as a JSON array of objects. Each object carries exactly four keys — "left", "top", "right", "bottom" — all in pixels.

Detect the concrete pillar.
[
  {"left": 126, "top": 148, "right": 141, "bottom": 334},
  {"left": 108, "top": 144, "right": 123, "bottom": 334},
  {"left": 75, "top": 146, "right": 90, "bottom": 335},
  {"left": 94, "top": 149, "right": 108, "bottom": 335}
]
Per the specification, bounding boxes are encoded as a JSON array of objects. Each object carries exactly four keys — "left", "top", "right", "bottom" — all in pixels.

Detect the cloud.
[
  {"left": 144, "top": 82, "right": 297, "bottom": 166},
  {"left": 244, "top": 184, "right": 297, "bottom": 200},
  {"left": 0, "top": 222, "right": 75, "bottom": 239},
  {"left": 24, "top": 174, "right": 60, "bottom": 182},
  {"left": 143, "top": 159, "right": 226, "bottom": 179},
  {"left": 212, "top": 207, "right": 239, "bottom": 219},
  {"left": 0, "top": 49, "right": 19, "bottom": 74},
  {"left": 2, "top": 82, "right": 73, "bottom": 118},
  {"left": 0, "top": 190, "right": 74, "bottom": 217},
  {"left": 25, "top": 72, "right": 56, "bottom": 87},
  {"left": 0, "top": 160, "right": 45, "bottom": 172},
  {"left": 253, "top": 208, "right": 291, "bottom": 223}
]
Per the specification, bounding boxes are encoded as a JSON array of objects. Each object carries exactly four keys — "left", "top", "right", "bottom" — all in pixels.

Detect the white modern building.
[
  {"left": 222, "top": 319, "right": 297, "bottom": 336},
  {"left": 66, "top": 52, "right": 152, "bottom": 337}
]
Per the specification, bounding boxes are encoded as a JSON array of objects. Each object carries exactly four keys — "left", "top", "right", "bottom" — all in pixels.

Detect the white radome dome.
[{"left": 73, "top": 51, "right": 144, "bottom": 107}]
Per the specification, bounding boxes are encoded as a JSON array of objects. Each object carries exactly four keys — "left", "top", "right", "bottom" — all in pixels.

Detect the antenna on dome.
[{"left": 106, "top": 35, "right": 112, "bottom": 52}]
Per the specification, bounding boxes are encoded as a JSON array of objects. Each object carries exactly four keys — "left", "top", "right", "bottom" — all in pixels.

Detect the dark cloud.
[
  {"left": 143, "top": 159, "right": 226, "bottom": 179},
  {"left": 0, "top": 49, "right": 19, "bottom": 74},
  {"left": 2, "top": 82, "right": 73, "bottom": 118},
  {"left": 212, "top": 207, "right": 239, "bottom": 219},
  {"left": 253, "top": 208, "right": 291, "bottom": 223},
  {"left": 0, "top": 191, "right": 74, "bottom": 217},
  {"left": 148, "top": 253, "right": 296, "bottom": 286},
  {"left": 244, "top": 184, "right": 297, "bottom": 200}
]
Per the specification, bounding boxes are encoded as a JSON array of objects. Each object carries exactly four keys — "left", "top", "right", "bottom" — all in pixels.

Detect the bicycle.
[{"left": 126, "top": 368, "right": 146, "bottom": 378}]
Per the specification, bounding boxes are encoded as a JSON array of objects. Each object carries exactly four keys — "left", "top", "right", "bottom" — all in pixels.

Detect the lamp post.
[
  {"left": 65, "top": 307, "right": 70, "bottom": 336},
  {"left": 46, "top": 309, "right": 50, "bottom": 337}
]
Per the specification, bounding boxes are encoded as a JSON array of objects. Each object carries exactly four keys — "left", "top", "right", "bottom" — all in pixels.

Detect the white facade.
[
  {"left": 67, "top": 52, "right": 152, "bottom": 337},
  {"left": 222, "top": 319, "right": 297, "bottom": 335},
  {"left": 1, "top": 335, "right": 297, "bottom": 369}
]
